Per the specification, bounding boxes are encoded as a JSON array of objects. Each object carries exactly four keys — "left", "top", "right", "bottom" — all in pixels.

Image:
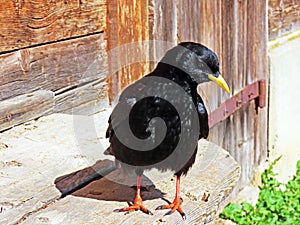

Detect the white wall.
[{"left": 268, "top": 30, "right": 300, "bottom": 182}]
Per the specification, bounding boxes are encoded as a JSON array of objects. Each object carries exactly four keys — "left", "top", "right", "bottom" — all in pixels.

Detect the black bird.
[{"left": 105, "top": 42, "right": 230, "bottom": 219}]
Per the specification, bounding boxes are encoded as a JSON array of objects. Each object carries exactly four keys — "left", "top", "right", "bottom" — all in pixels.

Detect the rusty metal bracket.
[{"left": 209, "top": 79, "right": 266, "bottom": 128}]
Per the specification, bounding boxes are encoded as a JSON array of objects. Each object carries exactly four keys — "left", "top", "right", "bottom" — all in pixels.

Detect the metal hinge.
[{"left": 208, "top": 79, "right": 266, "bottom": 128}]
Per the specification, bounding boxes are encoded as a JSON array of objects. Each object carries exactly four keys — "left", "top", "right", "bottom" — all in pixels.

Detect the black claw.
[
  {"left": 113, "top": 208, "right": 123, "bottom": 213},
  {"left": 146, "top": 210, "right": 154, "bottom": 215},
  {"left": 124, "top": 211, "right": 131, "bottom": 215},
  {"left": 141, "top": 208, "right": 154, "bottom": 215},
  {"left": 164, "top": 210, "right": 173, "bottom": 216},
  {"left": 155, "top": 205, "right": 164, "bottom": 210},
  {"left": 181, "top": 213, "right": 186, "bottom": 220}
]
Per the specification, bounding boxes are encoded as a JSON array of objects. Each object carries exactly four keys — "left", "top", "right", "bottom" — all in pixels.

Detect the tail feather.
[{"left": 104, "top": 146, "right": 113, "bottom": 156}]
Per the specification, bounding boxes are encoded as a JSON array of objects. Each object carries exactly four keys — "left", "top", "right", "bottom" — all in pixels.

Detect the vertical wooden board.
[
  {"left": 117, "top": 0, "right": 149, "bottom": 89},
  {"left": 107, "top": 0, "right": 119, "bottom": 103},
  {"left": 177, "top": 0, "right": 225, "bottom": 115},
  {"left": 236, "top": 0, "right": 247, "bottom": 91},
  {"left": 149, "top": 0, "right": 177, "bottom": 43},
  {"left": 0, "top": 0, "right": 107, "bottom": 53},
  {"left": 177, "top": 0, "right": 199, "bottom": 42},
  {"left": 249, "top": 0, "right": 268, "bottom": 167},
  {"left": 107, "top": 0, "right": 152, "bottom": 102},
  {"left": 219, "top": 0, "right": 238, "bottom": 177},
  {"left": 177, "top": 0, "right": 222, "bottom": 59},
  {"left": 148, "top": 0, "right": 178, "bottom": 71},
  {"left": 215, "top": 0, "right": 267, "bottom": 186},
  {"left": 221, "top": 0, "right": 238, "bottom": 94},
  {"left": 246, "top": 0, "right": 268, "bottom": 83}
]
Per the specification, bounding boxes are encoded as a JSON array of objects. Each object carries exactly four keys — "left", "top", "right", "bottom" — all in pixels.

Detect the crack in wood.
[
  {"left": 0, "top": 31, "right": 105, "bottom": 56},
  {"left": 13, "top": 196, "right": 60, "bottom": 225}
]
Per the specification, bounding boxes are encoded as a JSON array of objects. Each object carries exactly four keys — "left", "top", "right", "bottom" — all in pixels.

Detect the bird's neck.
[{"left": 151, "top": 62, "right": 198, "bottom": 89}]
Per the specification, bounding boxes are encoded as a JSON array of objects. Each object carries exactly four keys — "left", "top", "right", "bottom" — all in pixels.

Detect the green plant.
[{"left": 220, "top": 157, "right": 300, "bottom": 225}]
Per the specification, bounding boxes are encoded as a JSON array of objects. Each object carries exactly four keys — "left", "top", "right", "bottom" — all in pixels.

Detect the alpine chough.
[{"left": 105, "top": 42, "right": 230, "bottom": 219}]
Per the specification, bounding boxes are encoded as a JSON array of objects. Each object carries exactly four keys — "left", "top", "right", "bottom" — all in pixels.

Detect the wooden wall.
[
  {"left": 107, "top": 0, "right": 268, "bottom": 188},
  {"left": 0, "top": 0, "right": 108, "bottom": 131}
]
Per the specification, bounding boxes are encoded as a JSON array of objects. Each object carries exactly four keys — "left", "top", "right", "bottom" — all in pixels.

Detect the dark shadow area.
[{"left": 54, "top": 159, "right": 164, "bottom": 202}]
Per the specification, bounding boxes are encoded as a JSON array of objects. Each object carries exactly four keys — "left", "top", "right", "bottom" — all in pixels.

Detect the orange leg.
[
  {"left": 114, "top": 176, "right": 153, "bottom": 215},
  {"left": 156, "top": 176, "right": 186, "bottom": 220}
]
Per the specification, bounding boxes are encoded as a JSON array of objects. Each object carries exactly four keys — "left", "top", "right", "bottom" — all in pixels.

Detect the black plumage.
[{"left": 106, "top": 42, "right": 230, "bottom": 219}]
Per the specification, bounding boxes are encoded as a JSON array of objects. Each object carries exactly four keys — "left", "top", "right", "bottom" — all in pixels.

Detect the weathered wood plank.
[
  {"left": 252, "top": 0, "right": 269, "bottom": 168},
  {"left": 0, "top": 0, "right": 106, "bottom": 52},
  {"left": 107, "top": 0, "right": 152, "bottom": 102},
  {"left": 0, "top": 79, "right": 108, "bottom": 132},
  {"left": 54, "top": 79, "right": 108, "bottom": 115},
  {"left": 0, "top": 112, "right": 240, "bottom": 225},
  {"left": 53, "top": 141, "right": 240, "bottom": 224},
  {"left": 0, "top": 90, "right": 54, "bottom": 131},
  {"left": 0, "top": 33, "right": 107, "bottom": 101},
  {"left": 0, "top": 112, "right": 113, "bottom": 224},
  {"left": 149, "top": 0, "right": 177, "bottom": 43},
  {"left": 149, "top": 0, "right": 177, "bottom": 60},
  {"left": 218, "top": 0, "right": 268, "bottom": 187},
  {"left": 107, "top": 0, "right": 179, "bottom": 101},
  {"left": 268, "top": 0, "right": 300, "bottom": 39}
]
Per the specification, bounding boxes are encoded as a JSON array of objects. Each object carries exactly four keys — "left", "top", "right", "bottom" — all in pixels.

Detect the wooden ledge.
[{"left": 0, "top": 112, "right": 240, "bottom": 225}]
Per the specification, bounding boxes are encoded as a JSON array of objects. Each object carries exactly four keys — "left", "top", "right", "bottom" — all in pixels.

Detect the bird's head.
[{"left": 161, "top": 42, "right": 230, "bottom": 93}]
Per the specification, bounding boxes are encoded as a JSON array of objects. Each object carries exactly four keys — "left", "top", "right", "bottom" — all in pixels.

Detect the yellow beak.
[{"left": 208, "top": 74, "right": 230, "bottom": 94}]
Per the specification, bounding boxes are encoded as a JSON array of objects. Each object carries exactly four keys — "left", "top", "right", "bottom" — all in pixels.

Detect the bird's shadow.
[{"left": 54, "top": 159, "right": 164, "bottom": 202}]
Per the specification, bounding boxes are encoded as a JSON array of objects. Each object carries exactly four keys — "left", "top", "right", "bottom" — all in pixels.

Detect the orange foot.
[
  {"left": 156, "top": 197, "right": 186, "bottom": 220},
  {"left": 114, "top": 196, "right": 153, "bottom": 215}
]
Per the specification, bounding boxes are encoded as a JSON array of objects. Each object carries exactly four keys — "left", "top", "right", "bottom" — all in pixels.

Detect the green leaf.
[{"left": 221, "top": 156, "right": 300, "bottom": 225}]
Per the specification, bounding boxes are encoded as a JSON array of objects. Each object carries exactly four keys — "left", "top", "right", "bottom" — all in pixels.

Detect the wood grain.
[
  {"left": 0, "top": 0, "right": 106, "bottom": 52},
  {"left": 148, "top": 0, "right": 178, "bottom": 72},
  {"left": 0, "top": 90, "right": 54, "bottom": 131},
  {"left": 107, "top": 0, "right": 152, "bottom": 102},
  {"left": 0, "top": 113, "right": 240, "bottom": 225},
  {"left": 269, "top": 0, "right": 300, "bottom": 39},
  {"left": 0, "top": 33, "right": 107, "bottom": 101},
  {"left": 54, "top": 79, "right": 108, "bottom": 115},
  {"left": 0, "top": 79, "right": 108, "bottom": 132},
  {"left": 0, "top": 112, "right": 240, "bottom": 224}
]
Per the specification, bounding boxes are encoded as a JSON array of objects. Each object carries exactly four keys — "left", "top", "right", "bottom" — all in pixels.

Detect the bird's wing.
[
  {"left": 105, "top": 80, "right": 148, "bottom": 156},
  {"left": 196, "top": 94, "right": 209, "bottom": 139}
]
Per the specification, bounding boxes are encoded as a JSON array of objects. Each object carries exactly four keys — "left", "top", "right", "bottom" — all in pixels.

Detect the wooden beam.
[
  {"left": 0, "top": 90, "right": 54, "bottom": 131},
  {"left": 54, "top": 79, "right": 108, "bottom": 115},
  {"left": 0, "top": 0, "right": 106, "bottom": 52},
  {"left": 0, "top": 79, "right": 109, "bottom": 131},
  {"left": 0, "top": 33, "right": 107, "bottom": 101},
  {"left": 0, "top": 109, "right": 240, "bottom": 224}
]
